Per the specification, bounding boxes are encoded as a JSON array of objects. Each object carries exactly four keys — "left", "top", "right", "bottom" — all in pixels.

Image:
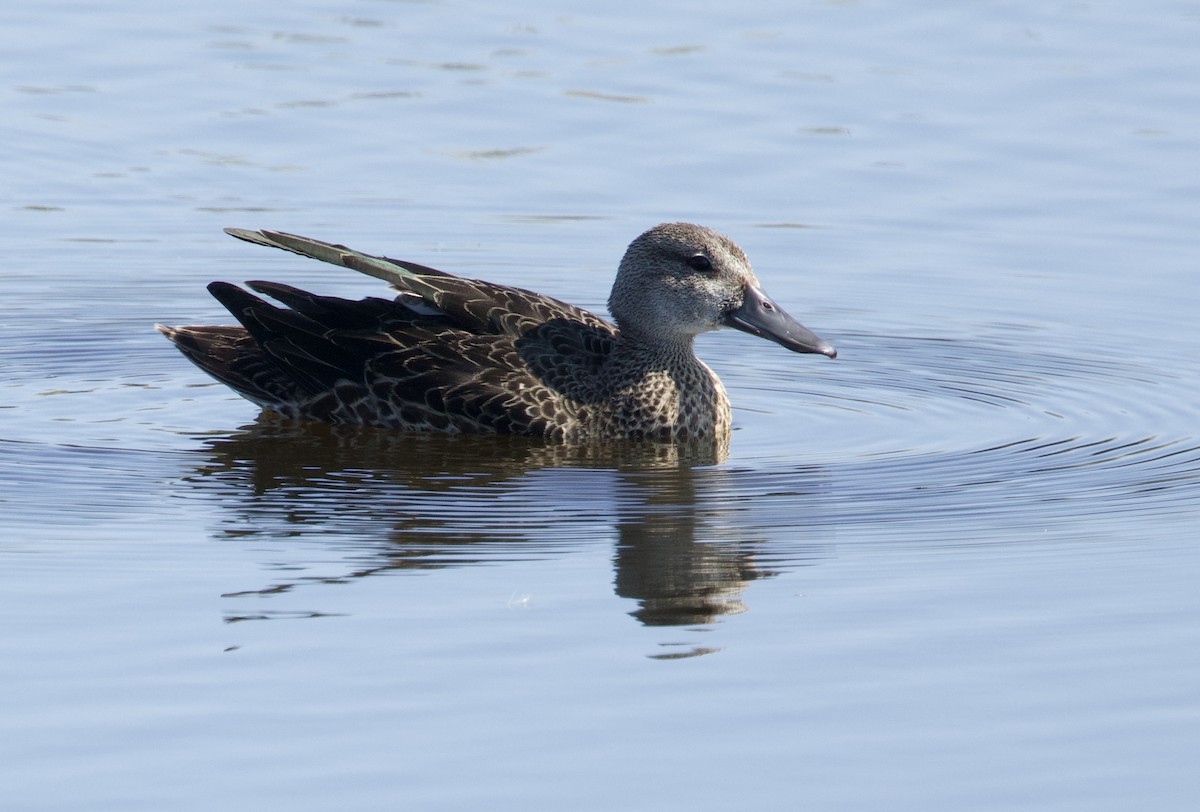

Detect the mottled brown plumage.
[{"left": 157, "top": 223, "right": 835, "bottom": 442}]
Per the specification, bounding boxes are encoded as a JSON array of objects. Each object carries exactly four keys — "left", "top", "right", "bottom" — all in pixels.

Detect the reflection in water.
[
  {"left": 187, "top": 417, "right": 827, "bottom": 632},
  {"left": 178, "top": 334, "right": 1200, "bottom": 646},
  {"left": 612, "top": 466, "right": 769, "bottom": 627}
]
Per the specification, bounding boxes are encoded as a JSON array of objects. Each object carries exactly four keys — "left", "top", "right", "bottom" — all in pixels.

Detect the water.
[{"left": 3, "top": 1, "right": 1200, "bottom": 810}]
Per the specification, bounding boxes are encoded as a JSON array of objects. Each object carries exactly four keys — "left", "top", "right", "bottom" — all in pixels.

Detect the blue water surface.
[{"left": 3, "top": 1, "right": 1199, "bottom": 810}]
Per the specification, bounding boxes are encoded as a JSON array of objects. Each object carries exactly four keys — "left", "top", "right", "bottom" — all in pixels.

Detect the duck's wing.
[
  {"left": 197, "top": 282, "right": 611, "bottom": 436},
  {"left": 223, "top": 228, "right": 611, "bottom": 339},
  {"left": 162, "top": 232, "right": 619, "bottom": 437}
]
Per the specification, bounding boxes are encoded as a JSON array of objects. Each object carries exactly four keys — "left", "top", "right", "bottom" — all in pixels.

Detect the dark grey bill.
[{"left": 724, "top": 284, "right": 837, "bottom": 358}]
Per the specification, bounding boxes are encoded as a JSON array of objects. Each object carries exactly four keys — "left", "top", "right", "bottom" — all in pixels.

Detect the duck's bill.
[{"left": 724, "top": 284, "right": 837, "bottom": 358}]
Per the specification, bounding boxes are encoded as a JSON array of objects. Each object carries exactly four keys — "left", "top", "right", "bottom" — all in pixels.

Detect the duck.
[{"left": 157, "top": 223, "right": 835, "bottom": 442}]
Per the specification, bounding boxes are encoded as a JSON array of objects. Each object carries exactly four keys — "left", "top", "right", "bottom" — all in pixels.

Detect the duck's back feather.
[{"left": 161, "top": 233, "right": 619, "bottom": 437}]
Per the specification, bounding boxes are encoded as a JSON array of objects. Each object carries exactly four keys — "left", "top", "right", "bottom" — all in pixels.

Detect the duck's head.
[{"left": 608, "top": 222, "right": 836, "bottom": 358}]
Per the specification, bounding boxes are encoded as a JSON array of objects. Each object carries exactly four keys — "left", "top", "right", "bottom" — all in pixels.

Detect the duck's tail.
[{"left": 155, "top": 321, "right": 303, "bottom": 409}]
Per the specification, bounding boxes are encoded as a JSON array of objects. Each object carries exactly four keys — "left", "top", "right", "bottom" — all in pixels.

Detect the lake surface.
[{"left": 3, "top": 1, "right": 1199, "bottom": 809}]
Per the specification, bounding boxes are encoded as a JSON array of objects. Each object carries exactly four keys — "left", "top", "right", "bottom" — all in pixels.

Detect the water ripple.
[{"left": 4, "top": 317, "right": 1198, "bottom": 626}]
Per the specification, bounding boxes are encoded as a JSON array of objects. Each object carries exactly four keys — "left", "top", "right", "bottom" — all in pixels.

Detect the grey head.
[{"left": 608, "top": 222, "right": 836, "bottom": 358}]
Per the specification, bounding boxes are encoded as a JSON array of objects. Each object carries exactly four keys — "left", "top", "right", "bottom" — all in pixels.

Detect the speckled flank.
[{"left": 157, "top": 223, "right": 834, "bottom": 443}]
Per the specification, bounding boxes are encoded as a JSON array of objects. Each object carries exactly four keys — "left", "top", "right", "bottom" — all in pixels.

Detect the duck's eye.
[{"left": 687, "top": 254, "right": 713, "bottom": 272}]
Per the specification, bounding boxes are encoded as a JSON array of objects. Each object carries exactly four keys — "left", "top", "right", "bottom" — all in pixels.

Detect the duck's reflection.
[
  {"left": 188, "top": 416, "right": 828, "bottom": 632},
  {"left": 611, "top": 465, "right": 765, "bottom": 626}
]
